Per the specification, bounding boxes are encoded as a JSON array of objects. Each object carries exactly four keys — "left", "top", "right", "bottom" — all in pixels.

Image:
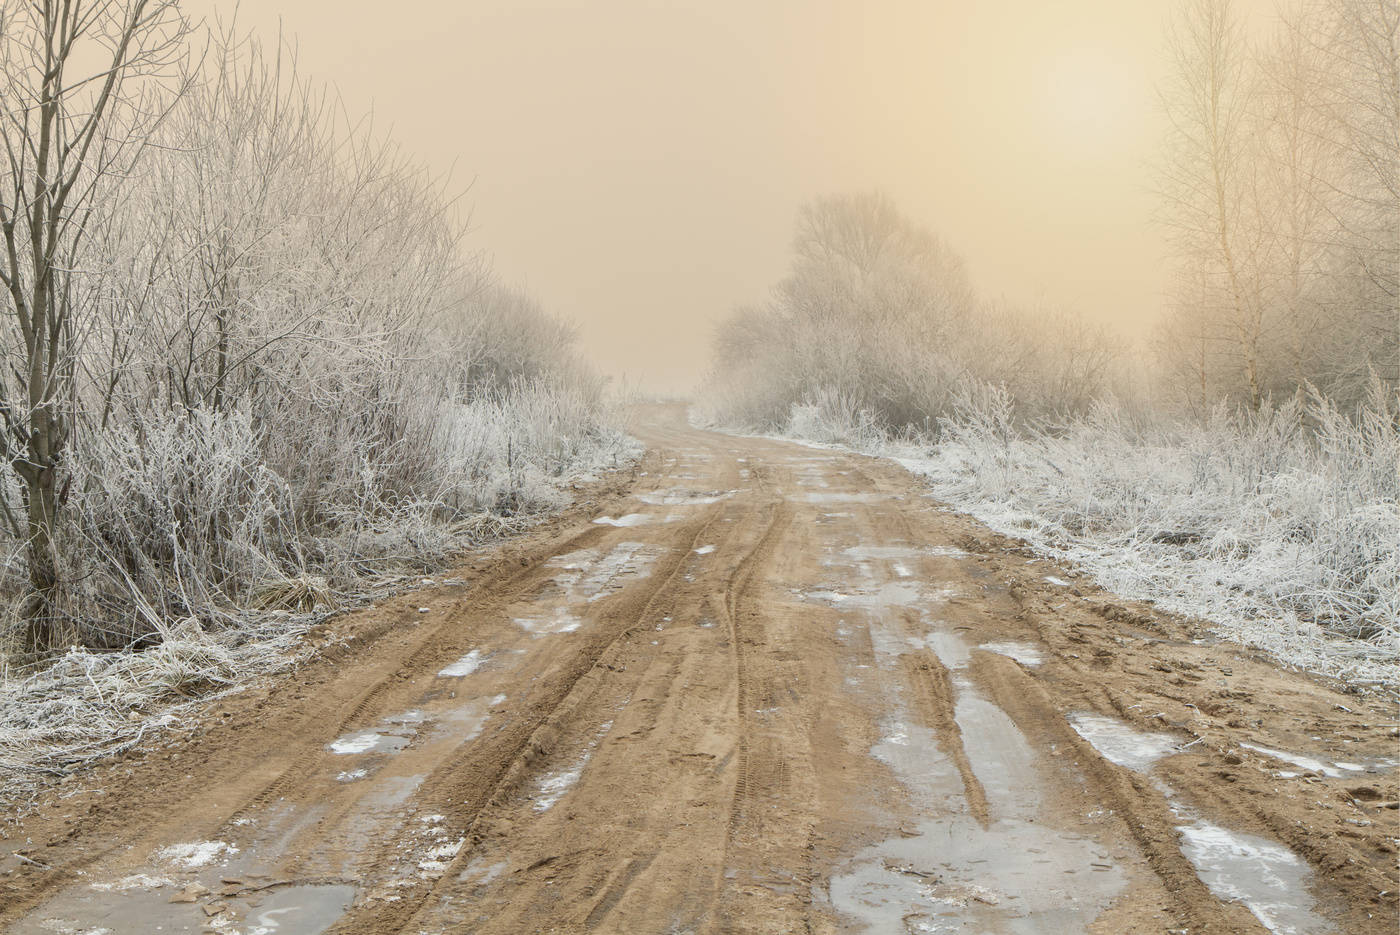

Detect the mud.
[{"left": 1, "top": 404, "right": 1395, "bottom": 934}]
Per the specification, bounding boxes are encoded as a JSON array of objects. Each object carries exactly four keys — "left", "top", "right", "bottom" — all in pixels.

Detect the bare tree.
[
  {"left": 0, "top": 0, "right": 188, "bottom": 651},
  {"left": 1160, "top": 0, "right": 1268, "bottom": 410}
]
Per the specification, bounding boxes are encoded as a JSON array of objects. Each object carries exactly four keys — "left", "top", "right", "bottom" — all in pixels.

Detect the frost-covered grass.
[
  {"left": 0, "top": 383, "right": 637, "bottom": 809},
  {"left": 714, "top": 382, "right": 1399, "bottom": 686}
]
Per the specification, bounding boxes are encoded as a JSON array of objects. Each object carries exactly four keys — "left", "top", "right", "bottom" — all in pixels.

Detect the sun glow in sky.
[
  {"left": 187, "top": 0, "right": 1280, "bottom": 392},
  {"left": 1036, "top": 48, "right": 1144, "bottom": 156}
]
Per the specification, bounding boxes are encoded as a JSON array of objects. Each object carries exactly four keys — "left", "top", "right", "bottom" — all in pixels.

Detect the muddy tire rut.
[{"left": 1, "top": 405, "right": 1395, "bottom": 935}]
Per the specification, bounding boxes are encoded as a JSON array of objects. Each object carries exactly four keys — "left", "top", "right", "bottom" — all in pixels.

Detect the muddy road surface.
[{"left": 2, "top": 405, "right": 1397, "bottom": 934}]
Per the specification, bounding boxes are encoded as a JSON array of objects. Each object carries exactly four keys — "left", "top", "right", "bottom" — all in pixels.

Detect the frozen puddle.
[
  {"left": 804, "top": 580, "right": 954, "bottom": 614},
  {"left": 328, "top": 727, "right": 412, "bottom": 756},
  {"left": 830, "top": 814, "right": 1126, "bottom": 933},
  {"left": 1240, "top": 742, "right": 1373, "bottom": 779},
  {"left": 833, "top": 617, "right": 1128, "bottom": 931},
  {"left": 534, "top": 760, "right": 586, "bottom": 812},
  {"left": 978, "top": 640, "right": 1043, "bottom": 667},
  {"left": 514, "top": 606, "right": 582, "bottom": 636},
  {"left": 802, "top": 492, "right": 890, "bottom": 504},
  {"left": 14, "top": 875, "right": 352, "bottom": 935},
  {"left": 328, "top": 705, "right": 438, "bottom": 756},
  {"left": 546, "top": 542, "right": 662, "bottom": 604},
  {"left": 1177, "top": 821, "right": 1330, "bottom": 935},
  {"left": 635, "top": 488, "right": 733, "bottom": 506},
  {"left": 1068, "top": 712, "right": 1181, "bottom": 772},
  {"left": 532, "top": 721, "right": 612, "bottom": 812},
  {"left": 592, "top": 513, "right": 653, "bottom": 527},
  {"left": 438, "top": 649, "right": 488, "bottom": 677},
  {"left": 837, "top": 544, "right": 969, "bottom": 563},
  {"left": 156, "top": 840, "right": 238, "bottom": 869},
  {"left": 1066, "top": 711, "right": 1332, "bottom": 933}
]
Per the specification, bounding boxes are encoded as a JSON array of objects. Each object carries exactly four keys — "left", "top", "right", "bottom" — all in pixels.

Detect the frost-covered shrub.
[
  {"left": 699, "top": 195, "right": 1120, "bottom": 433},
  {"left": 785, "top": 380, "right": 1398, "bottom": 682}
]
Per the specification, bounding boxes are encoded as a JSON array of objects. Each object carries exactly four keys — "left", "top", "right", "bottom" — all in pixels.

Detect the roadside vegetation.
[
  {"left": 0, "top": 4, "right": 631, "bottom": 802},
  {"left": 700, "top": 0, "right": 1398, "bottom": 684}
]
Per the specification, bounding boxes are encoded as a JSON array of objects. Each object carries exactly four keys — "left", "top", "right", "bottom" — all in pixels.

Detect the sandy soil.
[{"left": 1, "top": 404, "right": 1396, "bottom": 934}]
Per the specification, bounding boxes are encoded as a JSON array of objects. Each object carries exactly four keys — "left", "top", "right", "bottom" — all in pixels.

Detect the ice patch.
[
  {"left": 694, "top": 545, "right": 716, "bottom": 555},
  {"left": 978, "top": 641, "right": 1044, "bottom": 666},
  {"left": 592, "top": 513, "right": 652, "bottom": 527},
  {"left": 1178, "top": 821, "right": 1331, "bottom": 935},
  {"left": 636, "top": 489, "right": 732, "bottom": 506},
  {"left": 419, "top": 838, "right": 465, "bottom": 874},
  {"left": 155, "top": 840, "right": 237, "bottom": 869},
  {"left": 1241, "top": 743, "right": 1366, "bottom": 779},
  {"left": 802, "top": 492, "right": 888, "bottom": 504},
  {"left": 327, "top": 728, "right": 411, "bottom": 755},
  {"left": 438, "top": 650, "right": 486, "bottom": 677},
  {"left": 88, "top": 874, "right": 171, "bottom": 893},
  {"left": 534, "top": 761, "right": 586, "bottom": 812},
  {"left": 1068, "top": 712, "right": 1181, "bottom": 772},
  {"left": 514, "top": 607, "right": 582, "bottom": 635},
  {"left": 1045, "top": 576, "right": 1072, "bottom": 587}
]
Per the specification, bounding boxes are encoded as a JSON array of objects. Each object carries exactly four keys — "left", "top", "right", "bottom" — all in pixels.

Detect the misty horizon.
[{"left": 186, "top": 0, "right": 1287, "bottom": 392}]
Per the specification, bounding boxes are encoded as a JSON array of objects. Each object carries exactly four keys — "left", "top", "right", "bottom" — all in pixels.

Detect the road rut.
[{"left": 2, "top": 405, "right": 1396, "bottom": 934}]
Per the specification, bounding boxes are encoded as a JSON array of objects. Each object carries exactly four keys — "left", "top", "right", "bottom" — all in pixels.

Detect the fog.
[{"left": 189, "top": 0, "right": 1278, "bottom": 392}]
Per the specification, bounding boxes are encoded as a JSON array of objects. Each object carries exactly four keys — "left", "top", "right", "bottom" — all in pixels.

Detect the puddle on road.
[
  {"left": 836, "top": 707, "right": 1127, "bottom": 933},
  {"left": 327, "top": 728, "right": 412, "bottom": 756},
  {"left": 831, "top": 602, "right": 1128, "bottom": 932},
  {"left": 1065, "top": 710, "right": 1333, "bottom": 934},
  {"left": 1067, "top": 713, "right": 1181, "bottom": 773},
  {"left": 156, "top": 840, "right": 239, "bottom": 869},
  {"left": 592, "top": 513, "right": 654, "bottom": 527},
  {"left": 514, "top": 606, "right": 582, "bottom": 636},
  {"left": 804, "top": 581, "right": 955, "bottom": 615},
  {"left": 1239, "top": 742, "right": 1379, "bottom": 779},
  {"left": 831, "top": 814, "right": 1127, "bottom": 934},
  {"left": 1176, "top": 821, "right": 1330, "bottom": 935},
  {"left": 977, "top": 641, "right": 1043, "bottom": 667},
  {"left": 635, "top": 488, "right": 734, "bottom": 506},
  {"left": 546, "top": 542, "right": 662, "bottom": 605},
  {"left": 531, "top": 720, "right": 613, "bottom": 813},
  {"left": 802, "top": 492, "right": 890, "bottom": 504},
  {"left": 12, "top": 861, "right": 352, "bottom": 935},
  {"left": 836, "top": 545, "right": 970, "bottom": 563},
  {"left": 438, "top": 649, "right": 488, "bottom": 677}
]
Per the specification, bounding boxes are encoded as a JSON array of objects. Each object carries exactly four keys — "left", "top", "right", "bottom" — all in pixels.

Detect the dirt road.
[{"left": 2, "top": 405, "right": 1396, "bottom": 934}]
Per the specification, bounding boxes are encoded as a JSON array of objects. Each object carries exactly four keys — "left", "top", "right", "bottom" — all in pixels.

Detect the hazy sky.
[{"left": 191, "top": 0, "right": 1279, "bottom": 392}]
